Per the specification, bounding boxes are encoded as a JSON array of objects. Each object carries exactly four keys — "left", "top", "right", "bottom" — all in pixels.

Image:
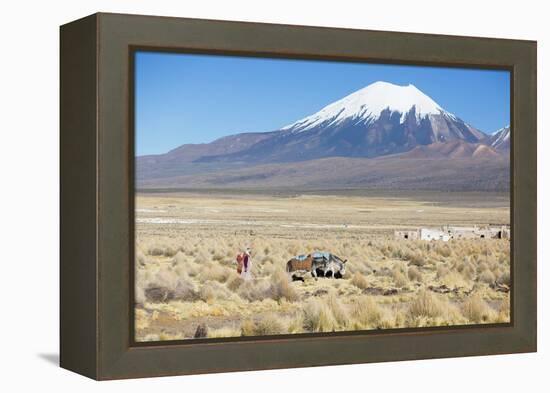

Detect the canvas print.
[{"left": 134, "top": 52, "right": 511, "bottom": 342}]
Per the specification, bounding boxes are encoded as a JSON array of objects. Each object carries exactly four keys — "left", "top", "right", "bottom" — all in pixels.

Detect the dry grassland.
[{"left": 135, "top": 191, "right": 510, "bottom": 341}]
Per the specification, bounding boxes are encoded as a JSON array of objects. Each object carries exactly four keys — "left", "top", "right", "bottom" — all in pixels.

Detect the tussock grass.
[
  {"left": 407, "top": 266, "right": 422, "bottom": 282},
  {"left": 198, "top": 280, "right": 233, "bottom": 302},
  {"left": 478, "top": 269, "right": 496, "bottom": 284},
  {"left": 135, "top": 193, "right": 510, "bottom": 340},
  {"left": 408, "top": 290, "right": 445, "bottom": 319},
  {"left": 207, "top": 326, "right": 242, "bottom": 338},
  {"left": 352, "top": 297, "right": 385, "bottom": 328},
  {"left": 302, "top": 298, "right": 338, "bottom": 332},
  {"left": 253, "top": 314, "right": 286, "bottom": 336},
  {"left": 350, "top": 272, "right": 370, "bottom": 290},
  {"left": 267, "top": 270, "right": 299, "bottom": 302},
  {"left": 497, "top": 271, "right": 510, "bottom": 286},
  {"left": 391, "top": 268, "right": 409, "bottom": 288},
  {"left": 461, "top": 293, "right": 496, "bottom": 323}
]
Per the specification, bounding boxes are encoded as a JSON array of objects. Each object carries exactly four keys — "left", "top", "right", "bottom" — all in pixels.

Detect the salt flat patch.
[
  {"left": 136, "top": 208, "right": 167, "bottom": 213},
  {"left": 136, "top": 217, "right": 375, "bottom": 230}
]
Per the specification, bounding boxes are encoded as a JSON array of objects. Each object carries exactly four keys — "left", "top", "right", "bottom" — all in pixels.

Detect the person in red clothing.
[{"left": 236, "top": 247, "right": 252, "bottom": 277}]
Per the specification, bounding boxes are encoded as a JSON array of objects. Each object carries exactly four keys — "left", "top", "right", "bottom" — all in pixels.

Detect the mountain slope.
[
  {"left": 137, "top": 131, "right": 277, "bottom": 180},
  {"left": 139, "top": 153, "right": 510, "bottom": 192},
  {"left": 136, "top": 81, "right": 509, "bottom": 191},
  {"left": 489, "top": 125, "right": 510, "bottom": 150},
  {"left": 197, "top": 82, "right": 487, "bottom": 164}
]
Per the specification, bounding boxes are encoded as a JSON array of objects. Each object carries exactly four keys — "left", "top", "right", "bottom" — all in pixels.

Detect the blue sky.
[{"left": 135, "top": 51, "right": 510, "bottom": 156}]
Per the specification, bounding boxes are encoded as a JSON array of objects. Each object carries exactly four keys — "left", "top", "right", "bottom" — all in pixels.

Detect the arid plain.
[{"left": 135, "top": 190, "right": 510, "bottom": 341}]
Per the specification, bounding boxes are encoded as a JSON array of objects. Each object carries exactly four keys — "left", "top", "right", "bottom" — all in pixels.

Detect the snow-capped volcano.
[
  {"left": 282, "top": 81, "right": 452, "bottom": 132},
  {"left": 195, "top": 81, "right": 487, "bottom": 163},
  {"left": 137, "top": 81, "right": 509, "bottom": 191}
]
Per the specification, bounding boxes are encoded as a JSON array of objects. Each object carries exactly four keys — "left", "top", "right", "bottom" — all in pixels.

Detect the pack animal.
[{"left": 286, "top": 252, "right": 347, "bottom": 281}]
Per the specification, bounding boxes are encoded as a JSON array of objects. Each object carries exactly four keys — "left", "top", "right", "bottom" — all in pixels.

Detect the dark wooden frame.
[{"left": 60, "top": 12, "right": 537, "bottom": 380}]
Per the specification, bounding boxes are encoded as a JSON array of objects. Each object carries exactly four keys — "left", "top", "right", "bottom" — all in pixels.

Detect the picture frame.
[{"left": 60, "top": 12, "right": 537, "bottom": 380}]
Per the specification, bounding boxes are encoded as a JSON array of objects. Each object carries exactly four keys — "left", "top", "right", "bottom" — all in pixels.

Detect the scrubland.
[{"left": 135, "top": 191, "right": 510, "bottom": 341}]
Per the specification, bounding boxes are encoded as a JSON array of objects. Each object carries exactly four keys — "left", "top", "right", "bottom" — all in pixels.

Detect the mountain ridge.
[{"left": 136, "top": 81, "right": 509, "bottom": 191}]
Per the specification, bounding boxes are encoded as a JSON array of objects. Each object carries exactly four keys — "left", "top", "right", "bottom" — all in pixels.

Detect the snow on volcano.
[{"left": 282, "top": 81, "right": 457, "bottom": 133}]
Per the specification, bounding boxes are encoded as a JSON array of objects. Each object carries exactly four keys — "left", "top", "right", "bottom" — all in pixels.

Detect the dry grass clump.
[
  {"left": 496, "top": 271, "right": 510, "bottom": 286},
  {"left": 226, "top": 273, "right": 244, "bottom": 291},
  {"left": 436, "top": 265, "right": 450, "bottom": 279},
  {"left": 456, "top": 260, "right": 476, "bottom": 280},
  {"left": 478, "top": 269, "right": 496, "bottom": 284},
  {"left": 198, "top": 280, "right": 233, "bottom": 302},
  {"left": 434, "top": 243, "right": 453, "bottom": 258},
  {"left": 408, "top": 290, "right": 446, "bottom": 320},
  {"left": 236, "top": 279, "right": 271, "bottom": 302},
  {"left": 252, "top": 314, "right": 286, "bottom": 336},
  {"left": 136, "top": 250, "right": 148, "bottom": 267},
  {"left": 207, "top": 326, "right": 242, "bottom": 338},
  {"left": 350, "top": 272, "right": 370, "bottom": 290},
  {"left": 302, "top": 298, "right": 338, "bottom": 332},
  {"left": 267, "top": 270, "right": 299, "bottom": 302},
  {"left": 325, "top": 290, "right": 349, "bottom": 327},
  {"left": 406, "top": 250, "right": 426, "bottom": 267},
  {"left": 461, "top": 293, "right": 496, "bottom": 323},
  {"left": 391, "top": 268, "right": 409, "bottom": 288},
  {"left": 145, "top": 241, "right": 180, "bottom": 257},
  {"left": 476, "top": 262, "right": 489, "bottom": 274},
  {"left": 235, "top": 270, "right": 298, "bottom": 303},
  {"left": 407, "top": 266, "right": 422, "bottom": 282},
  {"left": 495, "top": 298, "right": 511, "bottom": 322},
  {"left": 199, "top": 263, "right": 232, "bottom": 283},
  {"left": 136, "top": 265, "right": 198, "bottom": 303},
  {"left": 440, "top": 271, "right": 469, "bottom": 289},
  {"left": 352, "top": 297, "right": 385, "bottom": 329}
]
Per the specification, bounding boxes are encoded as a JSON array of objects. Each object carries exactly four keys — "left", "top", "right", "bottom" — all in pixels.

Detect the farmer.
[{"left": 235, "top": 247, "right": 252, "bottom": 278}]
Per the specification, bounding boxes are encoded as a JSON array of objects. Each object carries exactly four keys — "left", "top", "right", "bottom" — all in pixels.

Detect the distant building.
[
  {"left": 394, "top": 225, "right": 510, "bottom": 241},
  {"left": 420, "top": 228, "right": 450, "bottom": 241},
  {"left": 394, "top": 230, "right": 419, "bottom": 240}
]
